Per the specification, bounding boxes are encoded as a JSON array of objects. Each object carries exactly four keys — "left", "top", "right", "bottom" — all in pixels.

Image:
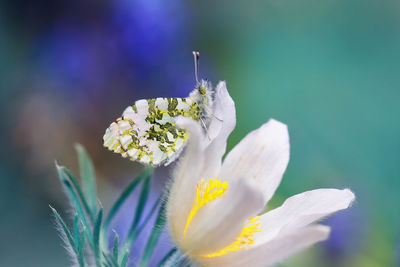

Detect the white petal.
[
  {"left": 197, "top": 225, "right": 330, "bottom": 267},
  {"left": 167, "top": 117, "right": 207, "bottom": 245},
  {"left": 256, "top": 188, "right": 355, "bottom": 245},
  {"left": 202, "top": 81, "right": 236, "bottom": 178},
  {"left": 183, "top": 178, "right": 265, "bottom": 256},
  {"left": 219, "top": 119, "right": 290, "bottom": 203}
]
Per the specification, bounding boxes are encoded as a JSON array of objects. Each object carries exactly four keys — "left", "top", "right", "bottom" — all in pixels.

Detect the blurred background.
[{"left": 0, "top": 0, "right": 399, "bottom": 266}]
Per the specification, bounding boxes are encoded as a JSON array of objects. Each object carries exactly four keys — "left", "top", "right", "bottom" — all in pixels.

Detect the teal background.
[{"left": 0, "top": 0, "right": 399, "bottom": 266}]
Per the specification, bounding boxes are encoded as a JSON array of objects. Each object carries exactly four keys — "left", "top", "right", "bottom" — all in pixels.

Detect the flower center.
[
  {"left": 184, "top": 178, "right": 228, "bottom": 235},
  {"left": 184, "top": 178, "right": 262, "bottom": 258},
  {"left": 201, "top": 216, "right": 261, "bottom": 258}
]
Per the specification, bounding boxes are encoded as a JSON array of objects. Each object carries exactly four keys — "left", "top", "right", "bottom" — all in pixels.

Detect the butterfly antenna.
[{"left": 192, "top": 51, "right": 200, "bottom": 86}]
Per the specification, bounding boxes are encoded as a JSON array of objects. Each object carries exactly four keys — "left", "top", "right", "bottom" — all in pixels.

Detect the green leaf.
[
  {"left": 50, "top": 206, "right": 76, "bottom": 253},
  {"left": 51, "top": 207, "right": 87, "bottom": 267},
  {"left": 103, "top": 258, "right": 113, "bottom": 267},
  {"left": 73, "top": 214, "right": 79, "bottom": 247},
  {"left": 120, "top": 250, "right": 129, "bottom": 267},
  {"left": 123, "top": 174, "right": 151, "bottom": 251},
  {"left": 63, "top": 167, "right": 95, "bottom": 224},
  {"left": 102, "top": 252, "right": 117, "bottom": 267},
  {"left": 75, "top": 144, "right": 97, "bottom": 217},
  {"left": 78, "top": 227, "right": 86, "bottom": 267},
  {"left": 56, "top": 163, "right": 94, "bottom": 247},
  {"left": 132, "top": 175, "right": 151, "bottom": 229},
  {"left": 113, "top": 232, "right": 119, "bottom": 262},
  {"left": 127, "top": 194, "right": 161, "bottom": 246},
  {"left": 116, "top": 194, "right": 162, "bottom": 264},
  {"left": 102, "top": 167, "right": 153, "bottom": 243},
  {"left": 159, "top": 250, "right": 186, "bottom": 267},
  {"left": 93, "top": 207, "right": 103, "bottom": 267},
  {"left": 157, "top": 248, "right": 178, "bottom": 267},
  {"left": 138, "top": 201, "right": 167, "bottom": 267}
]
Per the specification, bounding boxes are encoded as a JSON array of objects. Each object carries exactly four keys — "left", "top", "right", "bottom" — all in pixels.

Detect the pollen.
[
  {"left": 201, "top": 216, "right": 262, "bottom": 258},
  {"left": 184, "top": 178, "right": 229, "bottom": 235}
]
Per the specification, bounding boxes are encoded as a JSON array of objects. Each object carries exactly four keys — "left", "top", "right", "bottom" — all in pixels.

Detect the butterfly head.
[
  {"left": 199, "top": 87, "right": 207, "bottom": 96},
  {"left": 198, "top": 79, "right": 209, "bottom": 96}
]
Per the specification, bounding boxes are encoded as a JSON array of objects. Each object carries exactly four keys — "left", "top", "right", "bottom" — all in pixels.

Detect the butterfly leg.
[
  {"left": 211, "top": 113, "right": 223, "bottom": 122},
  {"left": 204, "top": 105, "right": 223, "bottom": 122},
  {"left": 200, "top": 118, "right": 211, "bottom": 141}
]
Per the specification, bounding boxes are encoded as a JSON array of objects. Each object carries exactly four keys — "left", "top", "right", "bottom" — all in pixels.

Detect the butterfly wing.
[{"left": 103, "top": 97, "right": 200, "bottom": 166}]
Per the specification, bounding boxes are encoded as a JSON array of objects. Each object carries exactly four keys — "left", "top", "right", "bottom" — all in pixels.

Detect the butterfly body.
[{"left": 103, "top": 80, "right": 212, "bottom": 166}]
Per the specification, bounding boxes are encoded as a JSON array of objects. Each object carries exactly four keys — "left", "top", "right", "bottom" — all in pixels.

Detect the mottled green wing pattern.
[{"left": 103, "top": 97, "right": 202, "bottom": 166}]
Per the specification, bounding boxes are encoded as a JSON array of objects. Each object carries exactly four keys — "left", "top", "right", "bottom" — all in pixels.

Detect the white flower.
[{"left": 166, "top": 81, "right": 355, "bottom": 267}]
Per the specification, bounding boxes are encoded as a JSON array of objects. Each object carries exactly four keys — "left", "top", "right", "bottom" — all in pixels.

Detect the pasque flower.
[{"left": 166, "top": 81, "right": 355, "bottom": 267}]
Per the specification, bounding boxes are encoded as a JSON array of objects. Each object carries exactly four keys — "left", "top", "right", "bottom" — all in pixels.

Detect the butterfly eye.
[{"left": 199, "top": 87, "right": 207, "bottom": 95}]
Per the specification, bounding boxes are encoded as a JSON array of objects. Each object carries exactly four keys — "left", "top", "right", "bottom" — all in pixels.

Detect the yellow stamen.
[
  {"left": 184, "top": 178, "right": 228, "bottom": 235},
  {"left": 201, "top": 216, "right": 262, "bottom": 258}
]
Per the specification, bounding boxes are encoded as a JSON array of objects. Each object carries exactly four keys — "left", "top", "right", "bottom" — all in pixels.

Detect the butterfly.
[{"left": 103, "top": 52, "right": 214, "bottom": 166}]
